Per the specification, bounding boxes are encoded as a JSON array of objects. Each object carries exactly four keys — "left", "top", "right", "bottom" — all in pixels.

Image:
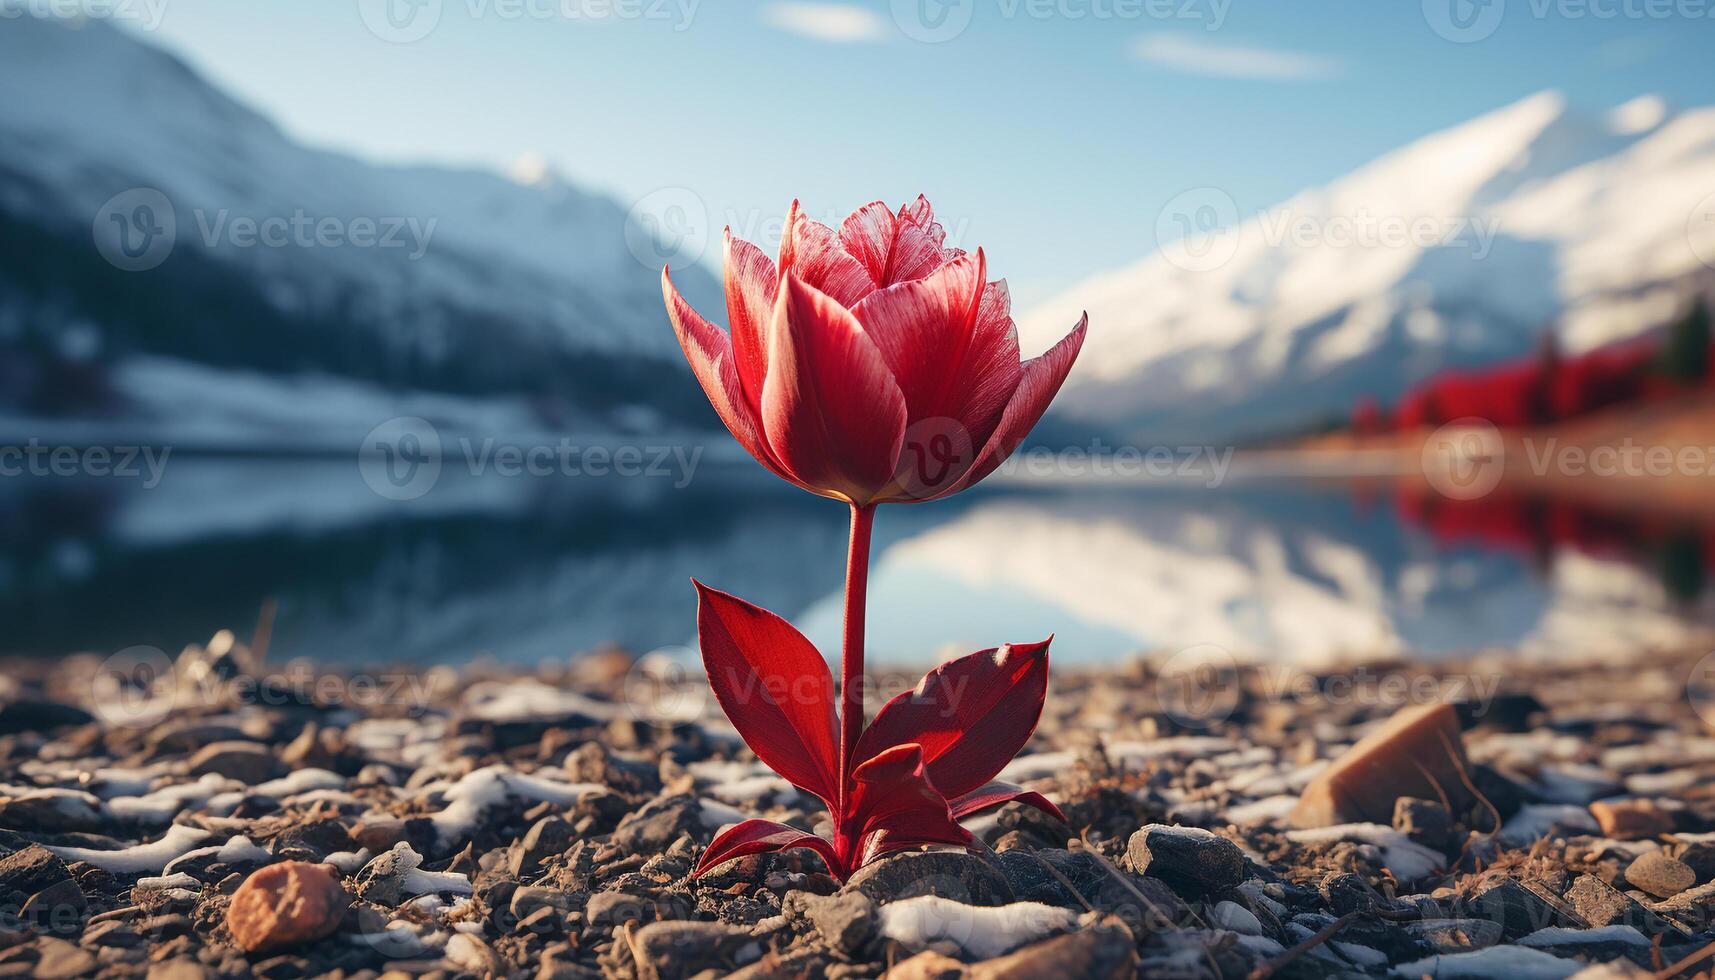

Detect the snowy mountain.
[
  {"left": 0, "top": 14, "right": 723, "bottom": 439},
  {"left": 1021, "top": 92, "right": 1715, "bottom": 443}
]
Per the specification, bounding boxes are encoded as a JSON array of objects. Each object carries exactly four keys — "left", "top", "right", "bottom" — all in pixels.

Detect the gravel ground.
[{"left": 0, "top": 633, "right": 1713, "bottom": 978}]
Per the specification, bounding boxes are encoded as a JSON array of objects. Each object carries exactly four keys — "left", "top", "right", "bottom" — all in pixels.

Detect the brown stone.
[
  {"left": 1289, "top": 702, "right": 1472, "bottom": 828},
  {"left": 1589, "top": 799, "right": 1674, "bottom": 840},
  {"left": 885, "top": 951, "right": 967, "bottom": 980},
  {"left": 968, "top": 922, "right": 1135, "bottom": 980},
  {"left": 227, "top": 862, "right": 348, "bottom": 954}
]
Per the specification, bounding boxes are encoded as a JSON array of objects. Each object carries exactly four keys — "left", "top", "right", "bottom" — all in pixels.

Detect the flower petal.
[
  {"left": 761, "top": 275, "right": 907, "bottom": 504},
  {"left": 853, "top": 639, "right": 1052, "bottom": 799},
  {"left": 950, "top": 314, "right": 1088, "bottom": 494},
  {"left": 724, "top": 231, "right": 778, "bottom": 411},
  {"left": 663, "top": 267, "right": 790, "bottom": 482},
  {"left": 950, "top": 781, "right": 1066, "bottom": 822},
  {"left": 780, "top": 200, "right": 874, "bottom": 309},
  {"left": 889, "top": 195, "right": 961, "bottom": 283},
  {"left": 850, "top": 253, "right": 1022, "bottom": 501},
  {"left": 694, "top": 582, "right": 840, "bottom": 807},
  {"left": 693, "top": 818, "right": 841, "bottom": 879}
]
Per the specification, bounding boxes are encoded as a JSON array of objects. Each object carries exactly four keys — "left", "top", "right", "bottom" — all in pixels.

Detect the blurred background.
[{"left": 1, "top": 0, "right": 1712, "bottom": 667}]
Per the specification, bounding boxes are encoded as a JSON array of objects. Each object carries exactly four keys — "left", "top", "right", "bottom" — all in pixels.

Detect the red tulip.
[
  {"left": 663, "top": 196, "right": 1086, "bottom": 505},
  {"left": 662, "top": 197, "right": 1083, "bottom": 881}
]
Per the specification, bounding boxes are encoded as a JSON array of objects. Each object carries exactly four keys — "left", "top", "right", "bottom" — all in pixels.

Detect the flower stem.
[{"left": 838, "top": 501, "right": 876, "bottom": 812}]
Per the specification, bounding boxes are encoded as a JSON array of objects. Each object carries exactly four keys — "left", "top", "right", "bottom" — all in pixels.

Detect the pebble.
[
  {"left": 1589, "top": 799, "right": 1675, "bottom": 840},
  {"left": 1125, "top": 824, "right": 1245, "bottom": 897},
  {"left": 187, "top": 742, "right": 283, "bottom": 784},
  {"left": 784, "top": 890, "right": 877, "bottom": 955},
  {"left": 1624, "top": 851, "right": 1694, "bottom": 898},
  {"left": 1291, "top": 702, "right": 1472, "bottom": 827},
  {"left": 226, "top": 862, "right": 348, "bottom": 954},
  {"left": 631, "top": 920, "right": 756, "bottom": 980},
  {"left": 844, "top": 850, "right": 1014, "bottom": 906},
  {"left": 967, "top": 921, "right": 1134, "bottom": 979}
]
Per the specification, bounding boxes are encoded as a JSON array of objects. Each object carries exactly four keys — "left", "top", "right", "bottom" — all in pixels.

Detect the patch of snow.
[
  {"left": 47, "top": 824, "right": 213, "bottom": 874},
  {"left": 1498, "top": 804, "right": 1600, "bottom": 847},
  {"left": 877, "top": 897, "right": 1076, "bottom": 959},
  {"left": 1285, "top": 824, "right": 1444, "bottom": 880},
  {"left": 1390, "top": 944, "right": 1580, "bottom": 979}
]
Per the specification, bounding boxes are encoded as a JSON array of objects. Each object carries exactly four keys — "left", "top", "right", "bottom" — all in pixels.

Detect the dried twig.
[
  {"left": 1656, "top": 939, "right": 1715, "bottom": 979},
  {"left": 1248, "top": 909, "right": 1360, "bottom": 980}
]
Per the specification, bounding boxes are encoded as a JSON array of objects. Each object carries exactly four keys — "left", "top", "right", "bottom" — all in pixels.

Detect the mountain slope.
[
  {"left": 1021, "top": 92, "right": 1715, "bottom": 443},
  {"left": 0, "top": 15, "right": 722, "bottom": 433}
]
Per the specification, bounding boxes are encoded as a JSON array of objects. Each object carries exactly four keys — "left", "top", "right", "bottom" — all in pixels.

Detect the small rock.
[
  {"left": 1394, "top": 797, "right": 1454, "bottom": 850},
  {"left": 1404, "top": 918, "right": 1505, "bottom": 952},
  {"left": 0, "top": 846, "right": 72, "bottom": 896},
  {"left": 612, "top": 796, "right": 703, "bottom": 855},
  {"left": 144, "top": 959, "right": 207, "bottom": 980},
  {"left": 227, "top": 862, "right": 348, "bottom": 954},
  {"left": 1625, "top": 851, "right": 1694, "bottom": 898},
  {"left": 1676, "top": 841, "right": 1715, "bottom": 883},
  {"left": 511, "top": 886, "right": 577, "bottom": 920},
  {"left": 1565, "top": 874, "right": 1682, "bottom": 937},
  {"left": 21, "top": 880, "right": 85, "bottom": 935},
  {"left": 1209, "top": 901, "right": 1262, "bottom": 936},
  {"left": 1467, "top": 879, "right": 1584, "bottom": 940},
  {"left": 1125, "top": 825, "right": 1244, "bottom": 897},
  {"left": 844, "top": 851, "right": 1014, "bottom": 907},
  {"left": 784, "top": 891, "right": 877, "bottom": 954},
  {"left": 188, "top": 742, "right": 284, "bottom": 785},
  {"left": 887, "top": 950, "right": 966, "bottom": 980},
  {"left": 31, "top": 937, "right": 96, "bottom": 980},
  {"left": 631, "top": 920, "right": 754, "bottom": 980},
  {"left": 968, "top": 920, "right": 1134, "bottom": 979},
  {"left": 586, "top": 891, "right": 658, "bottom": 927},
  {"left": 79, "top": 920, "right": 143, "bottom": 949},
  {"left": 510, "top": 817, "right": 574, "bottom": 879},
  {"left": 1589, "top": 799, "right": 1674, "bottom": 840},
  {"left": 1290, "top": 702, "right": 1472, "bottom": 827}
]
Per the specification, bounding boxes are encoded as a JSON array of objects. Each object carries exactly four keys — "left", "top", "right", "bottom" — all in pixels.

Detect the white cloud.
[
  {"left": 762, "top": 2, "right": 889, "bottom": 43},
  {"left": 1130, "top": 34, "right": 1340, "bottom": 82}
]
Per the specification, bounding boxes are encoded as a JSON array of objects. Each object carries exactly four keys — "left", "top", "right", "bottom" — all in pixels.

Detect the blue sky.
[{"left": 134, "top": 0, "right": 1713, "bottom": 311}]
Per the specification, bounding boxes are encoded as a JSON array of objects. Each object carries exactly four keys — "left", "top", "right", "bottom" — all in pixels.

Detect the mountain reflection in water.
[{"left": 0, "top": 457, "right": 1708, "bottom": 665}]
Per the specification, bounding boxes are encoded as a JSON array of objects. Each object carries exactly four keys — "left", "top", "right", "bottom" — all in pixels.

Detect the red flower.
[
  {"left": 689, "top": 582, "right": 1063, "bottom": 880},
  {"left": 663, "top": 196, "right": 1086, "bottom": 505},
  {"left": 661, "top": 197, "right": 1083, "bottom": 881}
]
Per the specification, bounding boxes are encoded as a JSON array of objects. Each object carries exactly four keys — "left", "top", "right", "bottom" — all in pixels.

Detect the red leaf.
[
  {"left": 949, "top": 781, "right": 1066, "bottom": 822},
  {"left": 692, "top": 819, "right": 841, "bottom": 878},
  {"left": 844, "top": 743, "right": 970, "bottom": 868},
  {"left": 853, "top": 639, "right": 1052, "bottom": 799},
  {"left": 694, "top": 582, "right": 840, "bottom": 807}
]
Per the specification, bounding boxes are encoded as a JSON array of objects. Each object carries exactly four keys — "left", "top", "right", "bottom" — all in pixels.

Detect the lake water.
[{"left": 1, "top": 453, "right": 1710, "bottom": 666}]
